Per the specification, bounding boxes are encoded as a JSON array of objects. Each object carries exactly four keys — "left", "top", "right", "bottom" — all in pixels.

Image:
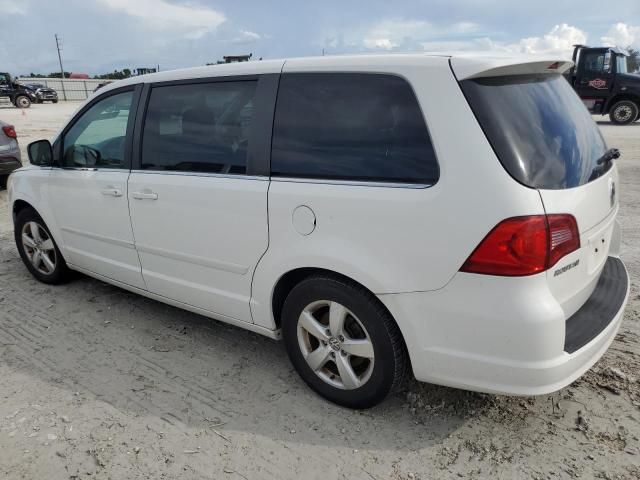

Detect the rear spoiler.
[{"left": 450, "top": 57, "right": 574, "bottom": 81}]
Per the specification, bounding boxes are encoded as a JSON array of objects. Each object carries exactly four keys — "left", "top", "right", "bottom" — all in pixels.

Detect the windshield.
[
  {"left": 460, "top": 74, "right": 609, "bottom": 189},
  {"left": 616, "top": 55, "right": 628, "bottom": 74}
]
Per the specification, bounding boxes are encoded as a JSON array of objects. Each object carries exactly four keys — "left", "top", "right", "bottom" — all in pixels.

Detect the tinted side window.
[
  {"left": 271, "top": 73, "right": 438, "bottom": 184},
  {"left": 141, "top": 81, "right": 257, "bottom": 174},
  {"left": 63, "top": 91, "right": 133, "bottom": 169}
]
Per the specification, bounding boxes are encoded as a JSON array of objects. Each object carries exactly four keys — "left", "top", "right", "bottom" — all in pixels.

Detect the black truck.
[
  {"left": 566, "top": 45, "right": 640, "bottom": 125},
  {"left": 0, "top": 72, "right": 36, "bottom": 108}
]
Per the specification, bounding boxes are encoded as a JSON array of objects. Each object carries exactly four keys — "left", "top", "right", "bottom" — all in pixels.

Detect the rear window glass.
[
  {"left": 271, "top": 73, "right": 439, "bottom": 184},
  {"left": 460, "top": 74, "right": 609, "bottom": 189}
]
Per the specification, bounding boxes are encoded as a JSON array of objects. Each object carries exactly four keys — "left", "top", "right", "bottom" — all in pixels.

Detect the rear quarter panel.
[{"left": 251, "top": 56, "right": 546, "bottom": 330}]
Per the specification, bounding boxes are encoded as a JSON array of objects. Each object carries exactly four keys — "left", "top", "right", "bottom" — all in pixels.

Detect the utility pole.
[{"left": 55, "top": 34, "right": 67, "bottom": 101}]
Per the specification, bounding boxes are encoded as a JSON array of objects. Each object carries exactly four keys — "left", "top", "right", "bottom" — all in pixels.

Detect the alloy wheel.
[
  {"left": 21, "top": 221, "right": 57, "bottom": 275},
  {"left": 297, "top": 300, "right": 375, "bottom": 390}
]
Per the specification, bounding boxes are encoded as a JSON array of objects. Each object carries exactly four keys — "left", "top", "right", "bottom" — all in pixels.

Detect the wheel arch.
[
  {"left": 12, "top": 198, "right": 68, "bottom": 264},
  {"left": 604, "top": 93, "right": 640, "bottom": 114},
  {"left": 271, "top": 268, "right": 409, "bottom": 358},
  {"left": 12, "top": 198, "right": 36, "bottom": 224}
]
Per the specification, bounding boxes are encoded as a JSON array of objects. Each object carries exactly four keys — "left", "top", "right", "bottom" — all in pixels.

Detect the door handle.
[
  {"left": 132, "top": 191, "right": 158, "bottom": 200},
  {"left": 101, "top": 187, "right": 123, "bottom": 197}
]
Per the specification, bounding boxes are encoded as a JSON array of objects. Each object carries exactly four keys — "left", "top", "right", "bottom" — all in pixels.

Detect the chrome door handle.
[
  {"left": 101, "top": 187, "right": 123, "bottom": 197},
  {"left": 132, "top": 191, "right": 158, "bottom": 200}
]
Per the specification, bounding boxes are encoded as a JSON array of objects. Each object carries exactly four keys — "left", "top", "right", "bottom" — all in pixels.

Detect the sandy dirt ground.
[{"left": 0, "top": 102, "right": 639, "bottom": 480}]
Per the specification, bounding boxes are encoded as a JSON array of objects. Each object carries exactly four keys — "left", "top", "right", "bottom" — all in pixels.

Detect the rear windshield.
[{"left": 460, "top": 74, "right": 609, "bottom": 189}]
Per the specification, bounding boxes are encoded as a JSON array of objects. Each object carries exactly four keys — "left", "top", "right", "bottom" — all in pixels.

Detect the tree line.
[{"left": 22, "top": 69, "right": 133, "bottom": 80}]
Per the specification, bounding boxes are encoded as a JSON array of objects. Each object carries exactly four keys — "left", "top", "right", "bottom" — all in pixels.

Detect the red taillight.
[
  {"left": 2, "top": 125, "right": 17, "bottom": 139},
  {"left": 460, "top": 214, "right": 580, "bottom": 276},
  {"left": 547, "top": 214, "right": 580, "bottom": 267}
]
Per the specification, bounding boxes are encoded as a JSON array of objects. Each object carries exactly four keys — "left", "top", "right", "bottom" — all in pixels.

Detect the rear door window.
[
  {"left": 460, "top": 74, "right": 608, "bottom": 189},
  {"left": 271, "top": 73, "right": 439, "bottom": 185},
  {"left": 141, "top": 81, "right": 257, "bottom": 174}
]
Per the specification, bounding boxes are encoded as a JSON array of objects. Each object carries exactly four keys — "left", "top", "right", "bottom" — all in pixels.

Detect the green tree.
[
  {"left": 93, "top": 69, "right": 133, "bottom": 80},
  {"left": 47, "top": 71, "right": 71, "bottom": 78}
]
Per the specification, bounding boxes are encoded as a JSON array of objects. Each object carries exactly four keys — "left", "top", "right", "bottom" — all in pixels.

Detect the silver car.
[{"left": 0, "top": 119, "right": 22, "bottom": 188}]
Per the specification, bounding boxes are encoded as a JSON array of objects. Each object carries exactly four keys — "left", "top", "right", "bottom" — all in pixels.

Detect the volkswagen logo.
[{"left": 328, "top": 337, "right": 342, "bottom": 351}]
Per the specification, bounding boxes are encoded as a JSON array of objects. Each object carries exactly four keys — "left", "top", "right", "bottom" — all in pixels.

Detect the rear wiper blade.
[{"left": 596, "top": 148, "right": 621, "bottom": 165}]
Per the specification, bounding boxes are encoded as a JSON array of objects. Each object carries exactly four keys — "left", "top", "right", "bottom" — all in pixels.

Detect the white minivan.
[{"left": 9, "top": 54, "right": 630, "bottom": 408}]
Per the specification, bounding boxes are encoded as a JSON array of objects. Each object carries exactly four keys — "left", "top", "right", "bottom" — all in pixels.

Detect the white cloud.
[
  {"left": 420, "top": 23, "right": 587, "bottom": 59},
  {"left": 0, "top": 0, "right": 27, "bottom": 14},
  {"left": 452, "top": 22, "right": 480, "bottom": 34},
  {"left": 230, "top": 29, "right": 262, "bottom": 44},
  {"left": 362, "top": 19, "right": 431, "bottom": 50},
  {"left": 363, "top": 38, "right": 396, "bottom": 50},
  {"left": 97, "top": 0, "right": 225, "bottom": 39},
  {"left": 516, "top": 24, "right": 587, "bottom": 55},
  {"left": 602, "top": 23, "right": 640, "bottom": 47}
]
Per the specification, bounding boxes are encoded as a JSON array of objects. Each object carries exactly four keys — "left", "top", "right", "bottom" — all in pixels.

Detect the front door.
[
  {"left": 128, "top": 77, "right": 274, "bottom": 322},
  {"left": 48, "top": 87, "right": 145, "bottom": 289},
  {"left": 574, "top": 49, "right": 614, "bottom": 113},
  {"left": 0, "top": 73, "right": 11, "bottom": 99}
]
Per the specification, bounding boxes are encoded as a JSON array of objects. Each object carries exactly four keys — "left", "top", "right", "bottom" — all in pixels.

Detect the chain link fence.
[{"left": 16, "top": 77, "right": 113, "bottom": 101}]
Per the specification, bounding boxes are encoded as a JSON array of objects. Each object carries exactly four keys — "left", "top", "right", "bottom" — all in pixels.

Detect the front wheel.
[
  {"left": 14, "top": 95, "right": 31, "bottom": 109},
  {"left": 281, "top": 275, "right": 408, "bottom": 408},
  {"left": 14, "top": 208, "right": 71, "bottom": 284},
  {"left": 609, "top": 100, "right": 639, "bottom": 125}
]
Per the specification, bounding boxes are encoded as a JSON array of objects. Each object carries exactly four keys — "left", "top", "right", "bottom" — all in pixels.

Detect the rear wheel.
[
  {"left": 14, "top": 208, "right": 70, "bottom": 284},
  {"left": 609, "top": 100, "right": 639, "bottom": 125},
  {"left": 14, "top": 95, "right": 31, "bottom": 109},
  {"left": 281, "top": 275, "right": 407, "bottom": 408}
]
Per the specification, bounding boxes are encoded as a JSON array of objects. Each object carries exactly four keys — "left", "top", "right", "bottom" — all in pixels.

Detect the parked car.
[
  {"left": 21, "top": 83, "right": 58, "bottom": 103},
  {"left": 0, "top": 120, "right": 22, "bottom": 188},
  {"left": 8, "top": 55, "right": 630, "bottom": 408}
]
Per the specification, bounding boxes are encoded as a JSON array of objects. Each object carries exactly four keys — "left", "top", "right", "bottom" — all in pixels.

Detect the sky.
[{"left": 1, "top": 0, "right": 639, "bottom": 76}]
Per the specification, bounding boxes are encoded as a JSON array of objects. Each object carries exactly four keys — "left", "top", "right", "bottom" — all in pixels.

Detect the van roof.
[{"left": 99, "top": 52, "right": 573, "bottom": 94}]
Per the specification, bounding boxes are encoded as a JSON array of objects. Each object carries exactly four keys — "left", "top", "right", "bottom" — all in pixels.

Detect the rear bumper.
[
  {"left": 0, "top": 156, "right": 22, "bottom": 175},
  {"left": 379, "top": 256, "right": 630, "bottom": 396}
]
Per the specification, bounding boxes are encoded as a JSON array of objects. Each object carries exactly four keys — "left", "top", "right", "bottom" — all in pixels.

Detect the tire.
[
  {"left": 14, "top": 208, "right": 70, "bottom": 284},
  {"left": 281, "top": 275, "right": 408, "bottom": 408},
  {"left": 14, "top": 95, "right": 31, "bottom": 109},
  {"left": 0, "top": 175, "right": 6, "bottom": 190},
  {"left": 609, "top": 100, "right": 639, "bottom": 125},
  {"left": 52, "top": 100, "right": 58, "bottom": 104}
]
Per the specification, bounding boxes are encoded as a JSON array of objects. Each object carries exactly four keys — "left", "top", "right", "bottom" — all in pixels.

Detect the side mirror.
[{"left": 27, "top": 139, "right": 53, "bottom": 166}]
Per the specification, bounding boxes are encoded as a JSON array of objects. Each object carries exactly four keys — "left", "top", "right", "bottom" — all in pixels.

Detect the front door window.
[{"left": 62, "top": 91, "right": 133, "bottom": 169}]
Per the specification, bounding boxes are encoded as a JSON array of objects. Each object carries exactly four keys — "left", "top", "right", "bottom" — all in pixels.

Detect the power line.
[{"left": 55, "top": 33, "right": 67, "bottom": 101}]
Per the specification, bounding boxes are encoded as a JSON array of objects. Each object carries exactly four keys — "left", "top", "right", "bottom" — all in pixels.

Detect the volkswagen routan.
[{"left": 9, "top": 54, "right": 630, "bottom": 408}]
